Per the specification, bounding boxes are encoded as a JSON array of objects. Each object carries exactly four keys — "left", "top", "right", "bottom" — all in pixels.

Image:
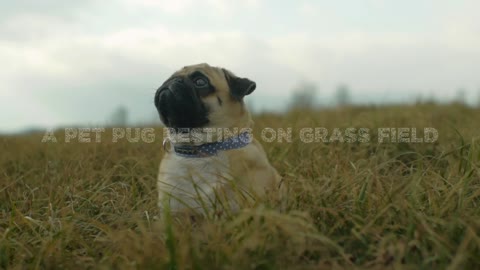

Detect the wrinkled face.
[{"left": 154, "top": 63, "right": 256, "bottom": 130}]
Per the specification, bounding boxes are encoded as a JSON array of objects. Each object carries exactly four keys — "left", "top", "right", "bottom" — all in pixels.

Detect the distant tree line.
[
  {"left": 289, "top": 81, "right": 480, "bottom": 109},
  {"left": 288, "top": 81, "right": 352, "bottom": 110}
]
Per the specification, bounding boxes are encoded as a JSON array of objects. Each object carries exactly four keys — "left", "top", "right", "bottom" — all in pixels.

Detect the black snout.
[{"left": 154, "top": 76, "right": 209, "bottom": 129}]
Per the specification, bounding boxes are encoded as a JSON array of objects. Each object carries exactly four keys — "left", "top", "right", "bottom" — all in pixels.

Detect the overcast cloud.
[{"left": 1, "top": 0, "right": 479, "bottom": 132}]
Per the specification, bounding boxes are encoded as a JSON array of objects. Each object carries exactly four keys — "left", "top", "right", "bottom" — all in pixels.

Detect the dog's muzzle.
[{"left": 155, "top": 77, "right": 209, "bottom": 129}]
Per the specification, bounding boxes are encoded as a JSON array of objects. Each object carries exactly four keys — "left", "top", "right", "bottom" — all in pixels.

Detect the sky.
[{"left": 1, "top": 0, "right": 479, "bottom": 133}]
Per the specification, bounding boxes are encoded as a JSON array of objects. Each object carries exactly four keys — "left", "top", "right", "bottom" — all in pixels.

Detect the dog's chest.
[
  {"left": 158, "top": 152, "right": 233, "bottom": 211},
  {"left": 167, "top": 152, "right": 231, "bottom": 182}
]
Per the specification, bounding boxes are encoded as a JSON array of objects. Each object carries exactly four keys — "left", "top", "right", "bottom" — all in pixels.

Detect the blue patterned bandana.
[{"left": 170, "top": 132, "right": 252, "bottom": 158}]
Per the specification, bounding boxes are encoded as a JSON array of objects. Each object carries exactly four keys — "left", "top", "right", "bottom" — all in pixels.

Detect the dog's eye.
[{"left": 194, "top": 78, "right": 208, "bottom": 87}]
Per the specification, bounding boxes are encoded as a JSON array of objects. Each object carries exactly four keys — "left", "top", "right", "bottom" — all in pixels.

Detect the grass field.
[{"left": 1, "top": 104, "right": 480, "bottom": 269}]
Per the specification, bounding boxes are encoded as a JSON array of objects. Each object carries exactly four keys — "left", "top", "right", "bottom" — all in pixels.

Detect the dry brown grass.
[{"left": 1, "top": 104, "right": 480, "bottom": 269}]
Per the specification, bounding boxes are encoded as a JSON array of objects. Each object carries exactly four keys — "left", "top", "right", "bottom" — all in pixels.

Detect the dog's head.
[{"left": 154, "top": 63, "right": 256, "bottom": 131}]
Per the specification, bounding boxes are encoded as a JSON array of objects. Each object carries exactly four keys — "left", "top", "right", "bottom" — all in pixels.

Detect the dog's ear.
[{"left": 223, "top": 68, "right": 256, "bottom": 100}]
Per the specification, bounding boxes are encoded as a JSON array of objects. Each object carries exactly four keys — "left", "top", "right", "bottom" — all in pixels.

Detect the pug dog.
[{"left": 154, "top": 63, "right": 283, "bottom": 216}]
